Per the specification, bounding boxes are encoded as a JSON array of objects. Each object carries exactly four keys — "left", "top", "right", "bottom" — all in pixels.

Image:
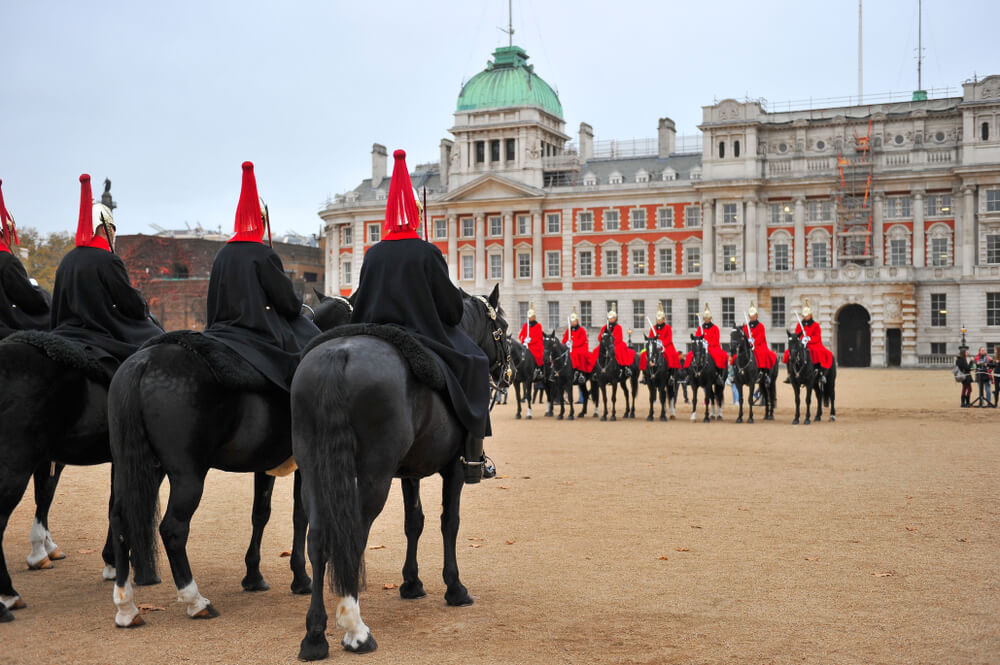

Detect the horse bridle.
[
  {"left": 473, "top": 295, "right": 512, "bottom": 391},
  {"left": 787, "top": 337, "right": 811, "bottom": 384}
]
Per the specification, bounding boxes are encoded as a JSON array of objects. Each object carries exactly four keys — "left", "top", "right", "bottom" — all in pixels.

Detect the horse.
[
  {"left": 687, "top": 337, "right": 725, "bottom": 422},
  {"left": 289, "top": 286, "right": 509, "bottom": 660},
  {"left": 785, "top": 332, "right": 837, "bottom": 425},
  {"left": 107, "top": 295, "right": 353, "bottom": 628},
  {"left": 643, "top": 335, "right": 675, "bottom": 421},
  {"left": 729, "top": 327, "right": 761, "bottom": 423},
  {"left": 541, "top": 331, "right": 575, "bottom": 420},
  {"left": 590, "top": 328, "right": 637, "bottom": 421},
  {"left": 509, "top": 338, "right": 537, "bottom": 419}
]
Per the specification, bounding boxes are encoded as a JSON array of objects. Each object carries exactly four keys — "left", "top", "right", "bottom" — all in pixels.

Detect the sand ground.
[{"left": 3, "top": 368, "right": 998, "bottom": 665}]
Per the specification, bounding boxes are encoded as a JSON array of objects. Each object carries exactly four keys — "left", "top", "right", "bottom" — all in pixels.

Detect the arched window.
[
  {"left": 983, "top": 122, "right": 990, "bottom": 141},
  {"left": 718, "top": 141, "right": 725, "bottom": 159},
  {"left": 734, "top": 140, "right": 741, "bottom": 157}
]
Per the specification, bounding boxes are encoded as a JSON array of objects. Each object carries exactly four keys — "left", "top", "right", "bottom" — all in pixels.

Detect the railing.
[
  {"left": 807, "top": 158, "right": 831, "bottom": 172},
  {"left": 767, "top": 161, "right": 792, "bottom": 176},
  {"left": 588, "top": 134, "right": 702, "bottom": 159},
  {"left": 756, "top": 86, "right": 959, "bottom": 113},
  {"left": 927, "top": 150, "right": 954, "bottom": 164},
  {"left": 918, "top": 354, "right": 954, "bottom": 366},
  {"left": 884, "top": 153, "right": 910, "bottom": 167},
  {"left": 542, "top": 152, "right": 580, "bottom": 170}
]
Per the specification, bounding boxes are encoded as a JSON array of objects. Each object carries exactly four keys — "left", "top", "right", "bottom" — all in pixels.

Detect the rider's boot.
[{"left": 462, "top": 434, "right": 486, "bottom": 484}]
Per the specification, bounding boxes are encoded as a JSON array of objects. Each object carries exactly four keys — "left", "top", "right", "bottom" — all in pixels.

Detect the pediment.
[{"left": 438, "top": 174, "right": 545, "bottom": 203}]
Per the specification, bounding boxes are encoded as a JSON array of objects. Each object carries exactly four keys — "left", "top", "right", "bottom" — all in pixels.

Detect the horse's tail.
[
  {"left": 294, "top": 346, "right": 365, "bottom": 598},
  {"left": 108, "top": 354, "right": 161, "bottom": 582}
]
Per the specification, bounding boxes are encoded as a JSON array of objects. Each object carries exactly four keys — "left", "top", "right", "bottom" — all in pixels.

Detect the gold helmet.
[
  {"left": 527, "top": 302, "right": 536, "bottom": 319},
  {"left": 802, "top": 298, "right": 812, "bottom": 318},
  {"left": 656, "top": 301, "right": 666, "bottom": 322},
  {"left": 607, "top": 303, "right": 618, "bottom": 321},
  {"left": 748, "top": 300, "right": 758, "bottom": 319},
  {"left": 702, "top": 302, "right": 712, "bottom": 321}
]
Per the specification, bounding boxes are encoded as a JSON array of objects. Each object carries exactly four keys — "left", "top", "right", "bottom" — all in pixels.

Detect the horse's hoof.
[
  {"left": 298, "top": 634, "right": 330, "bottom": 661},
  {"left": 592, "top": 412, "right": 598, "bottom": 418},
  {"left": 115, "top": 614, "right": 145, "bottom": 629},
  {"left": 736, "top": 417, "right": 743, "bottom": 423},
  {"left": 514, "top": 414, "right": 521, "bottom": 420},
  {"left": 290, "top": 577, "right": 312, "bottom": 595},
  {"left": 748, "top": 417, "right": 754, "bottom": 424},
  {"left": 445, "top": 586, "right": 474, "bottom": 607},
  {"left": 191, "top": 604, "right": 220, "bottom": 619},
  {"left": 47, "top": 549, "right": 66, "bottom": 561},
  {"left": 600, "top": 415, "right": 607, "bottom": 422},
  {"left": 646, "top": 415, "right": 653, "bottom": 421},
  {"left": 10, "top": 597, "right": 27, "bottom": 610},
  {"left": 792, "top": 419, "right": 799, "bottom": 425},
  {"left": 343, "top": 633, "right": 377, "bottom": 654},
  {"left": 610, "top": 415, "right": 617, "bottom": 422},
  {"left": 568, "top": 414, "right": 574, "bottom": 421},
  {"left": 703, "top": 417, "right": 710, "bottom": 423},
  {"left": 815, "top": 416, "right": 822, "bottom": 422},
  {"left": 241, "top": 576, "right": 270, "bottom": 592},
  {"left": 525, "top": 415, "right": 532, "bottom": 420},
  {"left": 830, "top": 415, "right": 836, "bottom": 422},
  {"left": 399, "top": 580, "right": 427, "bottom": 600},
  {"left": 804, "top": 419, "right": 811, "bottom": 425},
  {"left": 0, "top": 607, "right": 13, "bottom": 623},
  {"left": 544, "top": 412, "right": 553, "bottom": 418},
  {"left": 27, "top": 556, "right": 52, "bottom": 570},
  {"left": 557, "top": 414, "right": 563, "bottom": 420}
]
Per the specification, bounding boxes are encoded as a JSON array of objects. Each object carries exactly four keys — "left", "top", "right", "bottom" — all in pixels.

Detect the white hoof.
[
  {"left": 1, "top": 594, "right": 22, "bottom": 610},
  {"left": 177, "top": 580, "right": 211, "bottom": 617},
  {"left": 113, "top": 582, "right": 141, "bottom": 627},
  {"left": 336, "top": 596, "right": 372, "bottom": 650},
  {"left": 27, "top": 519, "right": 50, "bottom": 568},
  {"left": 103, "top": 565, "right": 117, "bottom": 581},
  {"left": 689, "top": 411, "right": 697, "bottom": 421}
]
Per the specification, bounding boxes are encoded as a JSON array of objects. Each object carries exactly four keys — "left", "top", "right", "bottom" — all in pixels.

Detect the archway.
[{"left": 837, "top": 304, "right": 871, "bottom": 367}]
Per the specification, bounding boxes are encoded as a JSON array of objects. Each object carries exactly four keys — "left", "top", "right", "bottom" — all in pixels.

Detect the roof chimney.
[
  {"left": 440, "top": 139, "right": 453, "bottom": 190},
  {"left": 658, "top": 117, "right": 676, "bottom": 158},
  {"left": 579, "top": 122, "right": 594, "bottom": 162},
  {"left": 371, "top": 143, "right": 388, "bottom": 186}
]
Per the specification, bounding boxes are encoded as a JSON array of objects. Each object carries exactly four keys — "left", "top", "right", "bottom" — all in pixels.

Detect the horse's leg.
[
  {"left": 298, "top": 521, "right": 330, "bottom": 660},
  {"left": 566, "top": 382, "right": 575, "bottom": 421},
  {"left": 1, "top": 465, "right": 35, "bottom": 621},
  {"left": 600, "top": 383, "right": 608, "bottom": 421},
  {"left": 440, "top": 461, "right": 472, "bottom": 607},
  {"left": 703, "top": 383, "right": 711, "bottom": 422},
  {"left": 804, "top": 379, "right": 813, "bottom": 425},
  {"left": 747, "top": 376, "right": 755, "bottom": 423},
  {"left": 241, "top": 472, "right": 274, "bottom": 592},
  {"left": 514, "top": 381, "right": 522, "bottom": 419},
  {"left": 736, "top": 383, "right": 744, "bottom": 423},
  {"left": 399, "top": 478, "right": 426, "bottom": 599},
  {"left": 27, "top": 461, "right": 62, "bottom": 570},
  {"left": 813, "top": 380, "right": 823, "bottom": 422},
  {"left": 828, "top": 373, "right": 836, "bottom": 421},
  {"left": 289, "top": 470, "right": 311, "bottom": 594},
  {"left": 101, "top": 466, "right": 118, "bottom": 581},
  {"left": 690, "top": 384, "right": 699, "bottom": 421},
  {"left": 792, "top": 383, "right": 801, "bottom": 425},
  {"left": 610, "top": 380, "right": 618, "bottom": 422},
  {"left": 525, "top": 379, "right": 533, "bottom": 420},
  {"left": 647, "top": 377, "right": 655, "bottom": 421},
  {"left": 159, "top": 472, "right": 217, "bottom": 618}
]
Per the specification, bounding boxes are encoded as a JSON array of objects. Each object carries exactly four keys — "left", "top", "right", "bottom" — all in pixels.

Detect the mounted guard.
[
  {"left": 518, "top": 302, "right": 544, "bottom": 381},
  {"left": 783, "top": 298, "right": 834, "bottom": 383},
  {"left": 734, "top": 301, "right": 777, "bottom": 381},
  {"left": 561, "top": 307, "right": 594, "bottom": 379},
  {"left": 592, "top": 306, "right": 636, "bottom": 378},
  {"left": 649, "top": 301, "right": 681, "bottom": 369},
  {"left": 0, "top": 180, "right": 50, "bottom": 337},
  {"left": 684, "top": 302, "right": 728, "bottom": 384}
]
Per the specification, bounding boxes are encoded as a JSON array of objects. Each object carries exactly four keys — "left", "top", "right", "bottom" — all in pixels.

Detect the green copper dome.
[{"left": 456, "top": 46, "right": 563, "bottom": 118}]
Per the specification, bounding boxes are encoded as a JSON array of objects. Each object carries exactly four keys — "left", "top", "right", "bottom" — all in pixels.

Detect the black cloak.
[{"left": 0, "top": 251, "right": 50, "bottom": 337}]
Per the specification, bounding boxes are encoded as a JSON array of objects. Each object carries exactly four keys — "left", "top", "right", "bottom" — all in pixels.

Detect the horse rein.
[{"left": 473, "top": 295, "right": 512, "bottom": 392}]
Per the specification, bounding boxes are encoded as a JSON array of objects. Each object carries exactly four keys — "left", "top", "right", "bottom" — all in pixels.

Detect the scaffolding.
[{"left": 835, "top": 117, "right": 875, "bottom": 265}]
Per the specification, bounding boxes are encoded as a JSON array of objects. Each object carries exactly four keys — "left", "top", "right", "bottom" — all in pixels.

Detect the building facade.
[{"left": 319, "top": 45, "right": 1000, "bottom": 367}]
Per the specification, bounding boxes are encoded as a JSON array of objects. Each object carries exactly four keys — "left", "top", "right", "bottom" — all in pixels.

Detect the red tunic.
[
  {"left": 590, "top": 322, "right": 636, "bottom": 366},
  {"left": 519, "top": 321, "right": 544, "bottom": 366},
  {"left": 650, "top": 322, "right": 681, "bottom": 369},
  {"left": 782, "top": 319, "right": 833, "bottom": 368},
  {"left": 684, "top": 322, "right": 728, "bottom": 369},
  {"left": 561, "top": 325, "right": 594, "bottom": 372}
]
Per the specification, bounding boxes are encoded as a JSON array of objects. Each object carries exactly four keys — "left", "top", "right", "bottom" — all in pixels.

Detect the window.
[
  {"left": 303, "top": 272, "right": 318, "bottom": 283},
  {"left": 772, "top": 342, "right": 786, "bottom": 354},
  {"left": 722, "top": 203, "right": 738, "bottom": 224},
  {"left": 930, "top": 294, "right": 947, "bottom": 327},
  {"left": 606, "top": 301, "right": 617, "bottom": 318},
  {"left": 723, "top": 244, "right": 738, "bottom": 272},
  {"left": 578, "top": 211, "right": 594, "bottom": 232},
  {"left": 341, "top": 226, "right": 353, "bottom": 245},
  {"left": 983, "top": 122, "right": 990, "bottom": 141},
  {"left": 931, "top": 237, "right": 949, "bottom": 266},
  {"left": 810, "top": 242, "right": 829, "bottom": 268},
  {"left": 490, "top": 140, "right": 500, "bottom": 162},
  {"left": 988, "top": 235, "right": 1000, "bottom": 264},
  {"left": 505, "top": 138, "right": 515, "bottom": 162},
  {"left": 771, "top": 296, "right": 786, "bottom": 328},
  {"left": 546, "top": 251, "right": 561, "bottom": 278},
  {"left": 604, "top": 210, "right": 620, "bottom": 231},
  {"left": 657, "top": 207, "right": 674, "bottom": 229},
  {"left": 434, "top": 219, "right": 447, "bottom": 239},
  {"left": 517, "top": 252, "right": 531, "bottom": 279},
  {"left": 546, "top": 213, "right": 561, "bottom": 234},
  {"left": 632, "top": 300, "right": 645, "bottom": 330},
  {"left": 636, "top": 170, "right": 649, "bottom": 184},
  {"left": 367, "top": 223, "right": 380, "bottom": 244},
  {"left": 578, "top": 250, "right": 593, "bottom": 277},
  {"left": 734, "top": 140, "right": 741, "bottom": 158},
  {"left": 718, "top": 141, "right": 725, "bottom": 159},
  {"left": 886, "top": 196, "right": 912, "bottom": 219},
  {"left": 687, "top": 299, "right": 700, "bottom": 329},
  {"left": 988, "top": 293, "right": 1000, "bottom": 326},
  {"left": 657, "top": 247, "right": 673, "bottom": 275},
  {"left": 518, "top": 301, "right": 529, "bottom": 324},
  {"left": 461, "top": 254, "right": 474, "bottom": 280},
  {"left": 722, "top": 297, "right": 735, "bottom": 328},
  {"left": 488, "top": 216, "right": 502, "bottom": 237},
  {"left": 582, "top": 173, "right": 597, "bottom": 186},
  {"left": 807, "top": 200, "right": 833, "bottom": 222},
  {"left": 631, "top": 248, "right": 646, "bottom": 275},
  {"left": 770, "top": 203, "right": 793, "bottom": 225},
  {"left": 604, "top": 249, "right": 620, "bottom": 276},
  {"left": 685, "top": 247, "right": 701, "bottom": 274},
  {"left": 986, "top": 190, "right": 1000, "bottom": 212},
  {"left": 548, "top": 302, "right": 560, "bottom": 330},
  {"left": 489, "top": 254, "right": 502, "bottom": 280},
  {"left": 630, "top": 208, "right": 647, "bottom": 230},
  {"left": 890, "top": 239, "right": 908, "bottom": 266},
  {"left": 609, "top": 172, "right": 623, "bottom": 185},
  {"left": 684, "top": 205, "right": 701, "bottom": 228},
  {"left": 774, "top": 243, "right": 790, "bottom": 271},
  {"left": 475, "top": 141, "right": 485, "bottom": 163},
  {"left": 580, "top": 301, "right": 592, "bottom": 328},
  {"left": 461, "top": 218, "right": 474, "bottom": 237},
  {"left": 341, "top": 260, "right": 352, "bottom": 285},
  {"left": 925, "top": 194, "right": 952, "bottom": 217},
  {"left": 931, "top": 342, "right": 947, "bottom": 355}
]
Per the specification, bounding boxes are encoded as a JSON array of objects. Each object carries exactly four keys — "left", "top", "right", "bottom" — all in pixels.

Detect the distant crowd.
[{"left": 955, "top": 346, "right": 999, "bottom": 408}]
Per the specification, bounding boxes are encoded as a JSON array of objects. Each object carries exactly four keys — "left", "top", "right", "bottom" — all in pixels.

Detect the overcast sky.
[{"left": 2, "top": 0, "right": 997, "bottom": 239}]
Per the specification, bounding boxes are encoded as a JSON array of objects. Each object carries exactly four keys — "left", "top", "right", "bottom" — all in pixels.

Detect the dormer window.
[
  {"left": 636, "top": 169, "right": 649, "bottom": 183},
  {"left": 609, "top": 172, "right": 623, "bottom": 185},
  {"left": 583, "top": 173, "right": 597, "bottom": 186},
  {"left": 661, "top": 168, "right": 677, "bottom": 181}
]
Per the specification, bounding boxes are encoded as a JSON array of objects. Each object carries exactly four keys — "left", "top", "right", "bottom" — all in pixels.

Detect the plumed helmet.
[
  {"left": 802, "top": 298, "right": 812, "bottom": 318},
  {"left": 748, "top": 300, "right": 758, "bottom": 318},
  {"left": 656, "top": 301, "right": 665, "bottom": 321},
  {"left": 702, "top": 302, "right": 712, "bottom": 320},
  {"left": 230, "top": 162, "right": 267, "bottom": 243},
  {"left": 527, "top": 301, "right": 536, "bottom": 319},
  {"left": 383, "top": 150, "right": 421, "bottom": 236}
]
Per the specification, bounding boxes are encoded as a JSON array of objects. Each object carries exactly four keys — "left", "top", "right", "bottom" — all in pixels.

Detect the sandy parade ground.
[{"left": 3, "top": 368, "right": 998, "bottom": 665}]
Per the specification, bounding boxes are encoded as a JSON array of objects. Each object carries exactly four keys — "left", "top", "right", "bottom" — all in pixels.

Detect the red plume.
[
  {"left": 230, "top": 161, "right": 264, "bottom": 243},
  {"left": 383, "top": 149, "right": 420, "bottom": 239},
  {"left": 0, "top": 179, "right": 11, "bottom": 250},
  {"left": 76, "top": 174, "right": 94, "bottom": 247}
]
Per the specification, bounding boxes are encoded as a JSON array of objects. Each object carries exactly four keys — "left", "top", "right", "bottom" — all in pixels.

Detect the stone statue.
[{"left": 101, "top": 178, "right": 117, "bottom": 210}]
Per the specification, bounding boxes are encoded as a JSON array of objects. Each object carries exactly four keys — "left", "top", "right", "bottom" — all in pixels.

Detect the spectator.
[
  {"left": 956, "top": 348, "right": 972, "bottom": 408},
  {"left": 993, "top": 348, "right": 1000, "bottom": 408},
  {"left": 974, "top": 346, "right": 992, "bottom": 406}
]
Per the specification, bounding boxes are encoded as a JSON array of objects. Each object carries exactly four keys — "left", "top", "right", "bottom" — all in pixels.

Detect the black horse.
[
  {"left": 590, "top": 328, "right": 637, "bottom": 421},
  {"left": 542, "top": 331, "right": 575, "bottom": 420},
  {"left": 687, "top": 338, "right": 724, "bottom": 422},
  {"left": 643, "top": 335, "right": 676, "bottom": 421},
  {"left": 729, "top": 328, "right": 762, "bottom": 423},
  {"left": 107, "top": 296, "right": 352, "bottom": 628},
  {"left": 510, "top": 339, "right": 538, "bottom": 419},
  {"left": 290, "top": 287, "right": 509, "bottom": 660},
  {"left": 785, "top": 332, "right": 837, "bottom": 425}
]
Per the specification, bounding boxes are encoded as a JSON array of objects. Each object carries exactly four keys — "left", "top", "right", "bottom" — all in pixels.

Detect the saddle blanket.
[
  {"left": 141, "top": 331, "right": 271, "bottom": 393},
  {"left": 2, "top": 330, "right": 111, "bottom": 385}
]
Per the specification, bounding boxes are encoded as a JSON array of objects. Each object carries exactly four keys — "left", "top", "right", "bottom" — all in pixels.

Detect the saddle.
[
  {"left": 1, "top": 330, "right": 111, "bottom": 385},
  {"left": 141, "top": 331, "right": 271, "bottom": 393},
  {"left": 302, "top": 323, "right": 445, "bottom": 392}
]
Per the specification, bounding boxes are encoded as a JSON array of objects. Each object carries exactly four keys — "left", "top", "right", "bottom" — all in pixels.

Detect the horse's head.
[
  {"left": 731, "top": 327, "right": 750, "bottom": 353},
  {"left": 461, "top": 284, "right": 511, "bottom": 389},
  {"left": 311, "top": 292, "right": 353, "bottom": 331}
]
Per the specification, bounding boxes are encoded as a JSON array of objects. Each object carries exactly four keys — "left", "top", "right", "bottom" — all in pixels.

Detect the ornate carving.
[
  {"left": 980, "top": 84, "right": 1000, "bottom": 100},
  {"left": 884, "top": 295, "right": 902, "bottom": 321},
  {"left": 527, "top": 141, "right": 541, "bottom": 159},
  {"left": 450, "top": 146, "right": 461, "bottom": 166},
  {"left": 845, "top": 263, "right": 861, "bottom": 280}
]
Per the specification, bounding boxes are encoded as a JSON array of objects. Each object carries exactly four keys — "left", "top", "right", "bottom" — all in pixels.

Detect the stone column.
[
  {"left": 872, "top": 193, "right": 884, "bottom": 266},
  {"left": 562, "top": 208, "right": 573, "bottom": 292},
  {"left": 532, "top": 210, "right": 543, "bottom": 288},
  {"left": 326, "top": 223, "right": 340, "bottom": 294},
  {"left": 351, "top": 218, "right": 364, "bottom": 287},
  {"left": 502, "top": 212, "right": 514, "bottom": 289},
  {"left": 912, "top": 191, "right": 925, "bottom": 268},
  {"left": 447, "top": 214, "right": 458, "bottom": 282},
  {"left": 474, "top": 213, "right": 485, "bottom": 290},
  {"left": 744, "top": 197, "right": 758, "bottom": 281},
  {"left": 701, "top": 199, "right": 714, "bottom": 282},
  {"left": 756, "top": 201, "right": 768, "bottom": 274},
  {"left": 962, "top": 187, "right": 975, "bottom": 277},
  {"left": 793, "top": 197, "right": 806, "bottom": 270}
]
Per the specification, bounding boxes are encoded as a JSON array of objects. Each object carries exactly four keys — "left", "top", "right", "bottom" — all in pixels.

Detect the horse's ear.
[
  {"left": 313, "top": 287, "right": 331, "bottom": 303},
  {"left": 488, "top": 283, "right": 500, "bottom": 309}
]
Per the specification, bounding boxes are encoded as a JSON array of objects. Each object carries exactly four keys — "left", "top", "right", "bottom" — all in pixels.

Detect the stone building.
[{"left": 318, "top": 44, "right": 1000, "bottom": 367}]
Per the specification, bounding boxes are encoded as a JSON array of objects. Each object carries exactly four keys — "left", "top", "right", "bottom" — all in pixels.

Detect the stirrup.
[
  {"left": 481, "top": 455, "right": 496, "bottom": 479},
  {"left": 460, "top": 456, "right": 484, "bottom": 484}
]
